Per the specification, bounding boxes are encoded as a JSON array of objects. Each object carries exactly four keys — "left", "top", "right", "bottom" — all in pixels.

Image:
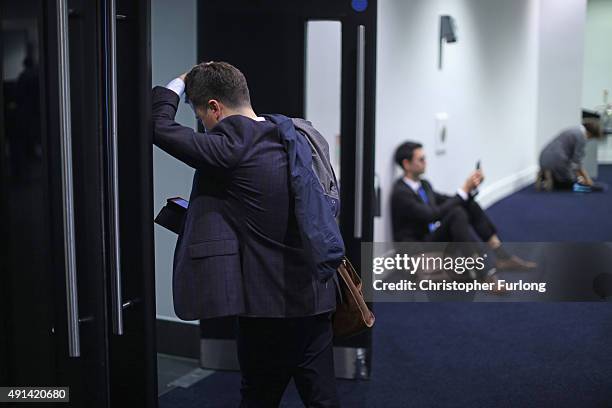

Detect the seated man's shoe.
[
  {"left": 495, "top": 255, "right": 537, "bottom": 271},
  {"left": 483, "top": 273, "right": 507, "bottom": 295}
]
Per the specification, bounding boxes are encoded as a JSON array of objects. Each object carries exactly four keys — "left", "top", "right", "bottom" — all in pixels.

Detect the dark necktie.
[{"left": 417, "top": 185, "right": 437, "bottom": 232}]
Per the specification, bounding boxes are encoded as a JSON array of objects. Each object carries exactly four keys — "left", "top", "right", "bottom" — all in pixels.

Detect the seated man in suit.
[{"left": 391, "top": 141, "right": 535, "bottom": 276}]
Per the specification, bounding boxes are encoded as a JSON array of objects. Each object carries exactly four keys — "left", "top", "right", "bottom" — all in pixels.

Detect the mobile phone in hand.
[{"left": 472, "top": 160, "right": 482, "bottom": 197}]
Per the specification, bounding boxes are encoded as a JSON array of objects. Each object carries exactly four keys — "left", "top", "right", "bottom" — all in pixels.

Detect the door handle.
[
  {"left": 354, "top": 25, "right": 365, "bottom": 239},
  {"left": 57, "top": 0, "right": 80, "bottom": 358},
  {"left": 107, "top": 0, "right": 124, "bottom": 336}
]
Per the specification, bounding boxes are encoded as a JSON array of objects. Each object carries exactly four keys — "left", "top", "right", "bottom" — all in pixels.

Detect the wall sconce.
[{"left": 439, "top": 15, "right": 457, "bottom": 70}]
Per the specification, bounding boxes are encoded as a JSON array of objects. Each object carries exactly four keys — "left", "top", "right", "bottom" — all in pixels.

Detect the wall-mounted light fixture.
[{"left": 439, "top": 15, "right": 457, "bottom": 70}]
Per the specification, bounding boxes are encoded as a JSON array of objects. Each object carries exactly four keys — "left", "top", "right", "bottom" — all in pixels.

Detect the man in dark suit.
[
  {"left": 153, "top": 62, "right": 339, "bottom": 407},
  {"left": 391, "top": 141, "right": 535, "bottom": 276}
]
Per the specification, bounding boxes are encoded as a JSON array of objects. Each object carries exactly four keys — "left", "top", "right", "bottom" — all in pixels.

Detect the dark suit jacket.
[
  {"left": 152, "top": 86, "right": 336, "bottom": 319},
  {"left": 391, "top": 178, "right": 463, "bottom": 241}
]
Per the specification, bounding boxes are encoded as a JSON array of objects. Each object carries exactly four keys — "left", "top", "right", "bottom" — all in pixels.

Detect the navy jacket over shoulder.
[
  {"left": 152, "top": 86, "right": 337, "bottom": 319},
  {"left": 263, "top": 114, "right": 344, "bottom": 282}
]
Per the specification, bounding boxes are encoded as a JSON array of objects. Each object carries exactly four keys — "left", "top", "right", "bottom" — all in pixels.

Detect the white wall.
[
  {"left": 582, "top": 0, "right": 612, "bottom": 163},
  {"left": 536, "top": 0, "right": 586, "bottom": 152},
  {"left": 152, "top": 0, "right": 197, "bottom": 323},
  {"left": 375, "top": 0, "right": 541, "bottom": 242}
]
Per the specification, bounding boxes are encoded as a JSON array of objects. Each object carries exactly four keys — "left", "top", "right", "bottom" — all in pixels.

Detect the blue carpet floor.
[
  {"left": 486, "top": 165, "right": 612, "bottom": 242},
  {"left": 160, "top": 166, "right": 612, "bottom": 408}
]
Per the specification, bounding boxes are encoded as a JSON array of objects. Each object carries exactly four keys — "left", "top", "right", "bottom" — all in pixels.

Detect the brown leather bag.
[{"left": 332, "top": 257, "right": 375, "bottom": 338}]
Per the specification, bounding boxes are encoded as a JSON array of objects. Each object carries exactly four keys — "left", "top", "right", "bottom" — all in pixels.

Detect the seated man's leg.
[
  {"left": 427, "top": 206, "right": 474, "bottom": 243},
  {"left": 426, "top": 207, "right": 497, "bottom": 283},
  {"left": 464, "top": 200, "right": 496, "bottom": 242},
  {"left": 463, "top": 201, "right": 537, "bottom": 270}
]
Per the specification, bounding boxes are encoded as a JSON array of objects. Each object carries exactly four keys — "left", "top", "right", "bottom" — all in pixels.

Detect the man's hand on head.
[{"left": 179, "top": 65, "right": 198, "bottom": 82}]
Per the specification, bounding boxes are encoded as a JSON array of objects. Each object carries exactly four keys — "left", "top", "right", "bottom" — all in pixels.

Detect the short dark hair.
[
  {"left": 394, "top": 141, "right": 423, "bottom": 168},
  {"left": 582, "top": 118, "right": 603, "bottom": 139},
  {"left": 184, "top": 61, "right": 251, "bottom": 110}
]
